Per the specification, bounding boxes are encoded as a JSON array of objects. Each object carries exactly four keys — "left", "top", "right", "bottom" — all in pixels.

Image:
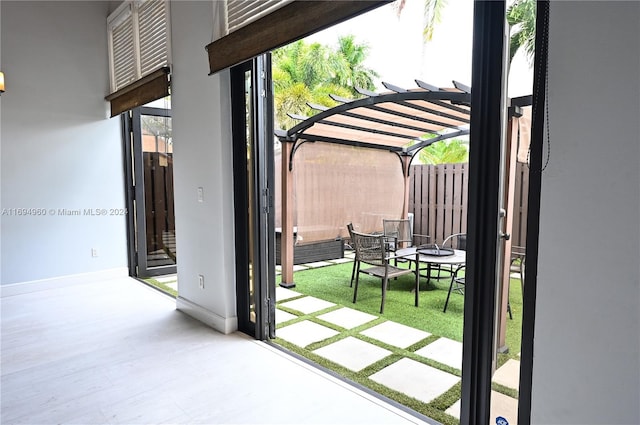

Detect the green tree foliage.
[
  {"left": 272, "top": 36, "right": 378, "bottom": 130},
  {"left": 395, "top": 0, "right": 448, "bottom": 42},
  {"left": 333, "top": 35, "right": 379, "bottom": 92},
  {"left": 396, "top": 0, "right": 536, "bottom": 67},
  {"left": 418, "top": 138, "right": 469, "bottom": 165},
  {"left": 507, "top": 0, "right": 537, "bottom": 64}
]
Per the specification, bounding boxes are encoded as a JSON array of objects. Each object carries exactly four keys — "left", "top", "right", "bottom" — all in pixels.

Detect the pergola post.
[
  {"left": 280, "top": 140, "right": 295, "bottom": 288},
  {"left": 497, "top": 113, "right": 519, "bottom": 350},
  {"left": 401, "top": 154, "right": 412, "bottom": 220}
]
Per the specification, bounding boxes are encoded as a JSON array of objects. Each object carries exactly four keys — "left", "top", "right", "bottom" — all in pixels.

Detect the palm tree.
[
  {"left": 333, "top": 35, "right": 379, "bottom": 95},
  {"left": 272, "top": 37, "right": 378, "bottom": 130},
  {"left": 395, "top": 0, "right": 449, "bottom": 42},
  {"left": 396, "top": 0, "right": 535, "bottom": 67},
  {"left": 418, "top": 138, "right": 468, "bottom": 165},
  {"left": 507, "top": 0, "right": 536, "bottom": 64}
]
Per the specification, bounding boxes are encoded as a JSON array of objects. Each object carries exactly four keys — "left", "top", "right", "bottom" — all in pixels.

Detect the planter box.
[{"left": 275, "top": 234, "right": 344, "bottom": 265}]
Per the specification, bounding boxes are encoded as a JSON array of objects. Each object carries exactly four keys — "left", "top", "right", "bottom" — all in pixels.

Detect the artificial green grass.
[
  {"left": 273, "top": 260, "right": 524, "bottom": 423},
  {"left": 141, "top": 277, "right": 178, "bottom": 298},
  {"left": 279, "top": 261, "right": 524, "bottom": 356}
]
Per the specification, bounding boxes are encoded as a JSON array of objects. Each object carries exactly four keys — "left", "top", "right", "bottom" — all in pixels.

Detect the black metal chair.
[
  {"left": 382, "top": 219, "right": 430, "bottom": 271},
  {"left": 346, "top": 223, "right": 356, "bottom": 287},
  {"left": 382, "top": 219, "right": 430, "bottom": 251},
  {"left": 441, "top": 233, "right": 467, "bottom": 313},
  {"left": 443, "top": 265, "right": 466, "bottom": 313},
  {"left": 351, "top": 229, "right": 419, "bottom": 314},
  {"left": 510, "top": 245, "right": 526, "bottom": 294},
  {"left": 430, "top": 232, "right": 466, "bottom": 280}
]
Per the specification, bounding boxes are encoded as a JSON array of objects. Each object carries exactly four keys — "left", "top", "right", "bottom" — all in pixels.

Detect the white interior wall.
[
  {"left": 0, "top": 1, "right": 127, "bottom": 285},
  {"left": 531, "top": 2, "right": 640, "bottom": 423},
  {"left": 170, "top": 1, "right": 237, "bottom": 333}
]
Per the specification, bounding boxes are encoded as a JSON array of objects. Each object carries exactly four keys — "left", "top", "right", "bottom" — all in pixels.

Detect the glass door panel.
[{"left": 131, "top": 106, "right": 176, "bottom": 277}]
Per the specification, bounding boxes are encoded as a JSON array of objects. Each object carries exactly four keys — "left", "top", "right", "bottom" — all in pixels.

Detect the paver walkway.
[
  {"left": 274, "top": 254, "right": 521, "bottom": 425},
  {"left": 158, "top": 253, "right": 521, "bottom": 424}
]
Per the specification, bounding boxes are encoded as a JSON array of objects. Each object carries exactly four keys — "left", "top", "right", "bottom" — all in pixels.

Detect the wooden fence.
[
  {"left": 409, "top": 162, "right": 529, "bottom": 247},
  {"left": 143, "top": 152, "right": 176, "bottom": 259}
]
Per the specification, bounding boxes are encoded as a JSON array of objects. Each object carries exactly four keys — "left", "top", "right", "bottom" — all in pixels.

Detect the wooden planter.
[{"left": 275, "top": 234, "right": 344, "bottom": 265}]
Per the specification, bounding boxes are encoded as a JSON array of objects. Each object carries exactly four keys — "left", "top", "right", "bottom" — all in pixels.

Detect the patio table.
[{"left": 395, "top": 247, "right": 466, "bottom": 285}]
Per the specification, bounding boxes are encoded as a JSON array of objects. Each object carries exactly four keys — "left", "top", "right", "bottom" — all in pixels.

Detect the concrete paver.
[
  {"left": 415, "top": 337, "right": 463, "bottom": 370},
  {"left": 275, "top": 286, "right": 300, "bottom": 302},
  {"left": 276, "top": 320, "right": 339, "bottom": 348},
  {"left": 361, "top": 321, "right": 431, "bottom": 348},
  {"left": 317, "top": 307, "right": 378, "bottom": 329},
  {"left": 313, "top": 336, "right": 392, "bottom": 371},
  {"left": 445, "top": 390, "right": 519, "bottom": 425},
  {"left": 279, "top": 296, "right": 336, "bottom": 315},
  {"left": 275, "top": 309, "right": 298, "bottom": 325},
  {"left": 493, "top": 358, "right": 521, "bottom": 390},
  {"left": 370, "top": 358, "right": 460, "bottom": 404}
]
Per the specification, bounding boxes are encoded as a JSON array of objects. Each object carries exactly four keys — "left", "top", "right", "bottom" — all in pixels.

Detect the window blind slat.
[
  {"left": 227, "top": 0, "right": 294, "bottom": 33},
  {"left": 111, "top": 16, "right": 136, "bottom": 91},
  {"left": 138, "top": 0, "right": 168, "bottom": 79}
]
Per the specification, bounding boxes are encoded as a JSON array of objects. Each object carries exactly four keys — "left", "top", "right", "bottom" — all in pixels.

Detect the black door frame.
[
  {"left": 230, "top": 55, "right": 276, "bottom": 340},
  {"left": 122, "top": 106, "right": 175, "bottom": 278}
]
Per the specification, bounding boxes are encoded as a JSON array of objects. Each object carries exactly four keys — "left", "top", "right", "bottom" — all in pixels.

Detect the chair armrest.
[
  {"left": 383, "top": 235, "right": 399, "bottom": 252},
  {"left": 412, "top": 233, "right": 431, "bottom": 245}
]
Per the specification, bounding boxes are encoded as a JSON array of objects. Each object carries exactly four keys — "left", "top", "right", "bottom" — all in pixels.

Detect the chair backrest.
[
  {"left": 382, "top": 219, "right": 412, "bottom": 245},
  {"left": 443, "top": 233, "right": 467, "bottom": 250},
  {"left": 347, "top": 222, "right": 355, "bottom": 237},
  {"left": 351, "top": 230, "right": 386, "bottom": 267}
]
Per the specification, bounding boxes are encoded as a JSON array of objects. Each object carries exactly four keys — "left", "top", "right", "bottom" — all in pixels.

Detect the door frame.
[
  {"left": 122, "top": 106, "right": 175, "bottom": 278},
  {"left": 230, "top": 55, "right": 276, "bottom": 340}
]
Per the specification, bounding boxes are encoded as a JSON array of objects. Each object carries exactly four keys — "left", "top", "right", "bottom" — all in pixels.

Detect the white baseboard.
[
  {"left": 1, "top": 267, "right": 129, "bottom": 298},
  {"left": 177, "top": 296, "right": 238, "bottom": 334}
]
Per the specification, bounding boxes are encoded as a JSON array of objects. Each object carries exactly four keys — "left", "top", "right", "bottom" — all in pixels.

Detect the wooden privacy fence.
[
  {"left": 143, "top": 152, "right": 176, "bottom": 258},
  {"left": 409, "top": 162, "right": 529, "bottom": 247}
]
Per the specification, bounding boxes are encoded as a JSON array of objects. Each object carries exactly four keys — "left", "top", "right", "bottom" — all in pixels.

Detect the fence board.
[
  {"left": 436, "top": 165, "right": 446, "bottom": 244},
  {"left": 444, "top": 164, "right": 454, "bottom": 241},
  {"left": 409, "top": 162, "right": 528, "bottom": 248},
  {"left": 428, "top": 166, "right": 436, "bottom": 243}
]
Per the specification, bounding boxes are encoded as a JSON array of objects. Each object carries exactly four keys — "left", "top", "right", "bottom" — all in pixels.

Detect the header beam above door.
[{"left": 205, "top": 1, "right": 390, "bottom": 74}]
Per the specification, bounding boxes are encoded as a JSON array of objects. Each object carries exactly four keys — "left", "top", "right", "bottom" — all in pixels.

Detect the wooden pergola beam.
[{"left": 205, "top": 1, "right": 390, "bottom": 74}]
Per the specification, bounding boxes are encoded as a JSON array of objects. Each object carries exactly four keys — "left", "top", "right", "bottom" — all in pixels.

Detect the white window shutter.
[
  {"left": 138, "top": 0, "right": 170, "bottom": 78},
  {"left": 108, "top": 5, "right": 137, "bottom": 92},
  {"left": 227, "top": 0, "right": 294, "bottom": 33},
  {"left": 107, "top": 0, "right": 171, "bottom": 93}
]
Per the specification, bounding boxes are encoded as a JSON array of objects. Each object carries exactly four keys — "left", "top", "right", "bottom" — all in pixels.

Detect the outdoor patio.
[{"left": 272, "top": 250, "right": 522, "bottom": 425}]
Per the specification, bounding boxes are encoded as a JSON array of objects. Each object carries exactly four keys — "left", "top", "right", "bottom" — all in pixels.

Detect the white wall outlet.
[
  {"left": 91, "top": 248, "right": 99, "bottom": 257},
  {"left": 198, "top": 274, "right": 205, "bottom": 289},
  {"left": 197, "top": 187, "right": 204, "bottom": 203}
]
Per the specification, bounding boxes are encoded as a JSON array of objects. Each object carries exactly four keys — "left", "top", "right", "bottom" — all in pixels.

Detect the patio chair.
[
  {"left": 382, "top": 219, "right": 430, "bottom": 249},
  {"left": 351, "top": 229, "right": 419, "bottom": 314},
  {"left": 510, "top": 245, "right": 526, "bottom": 294},
  {"left": 382, "top": 219, "right": 430, "bottom": 267},
  {"left": 443, "top": 264, "right": 466, "bottom": 313},
  {"left": 441, "top": 233, "right": 467, "bottom": 313},
  {"left": 346, "top": 223, "right": 356, "bottom": 287},
  {"left": 430, "top": 232, "right": 467, "bottom": 280}
]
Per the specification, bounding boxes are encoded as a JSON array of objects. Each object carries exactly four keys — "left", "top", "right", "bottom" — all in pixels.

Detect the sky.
[{"left": 306, "top": 0, "right": 533, "bottom": 98}]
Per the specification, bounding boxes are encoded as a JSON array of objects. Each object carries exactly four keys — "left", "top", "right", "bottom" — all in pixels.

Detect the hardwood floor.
[{"left": 1, "top": 277, "right": 428, "bottom": 424}]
